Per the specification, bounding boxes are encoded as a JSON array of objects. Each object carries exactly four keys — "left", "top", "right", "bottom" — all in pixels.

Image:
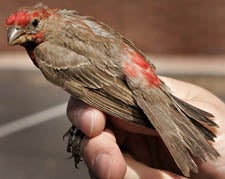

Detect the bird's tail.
[{"left": 129, "top": 84, "right": 219, "bottom": 177}]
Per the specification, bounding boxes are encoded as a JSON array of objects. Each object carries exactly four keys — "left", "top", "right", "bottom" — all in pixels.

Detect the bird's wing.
[
  {"left": 34, "top": 42, "right": 151, "bottom": 127},
  {"left": 125, "top": 65, "right": 219, "bottom": 177}
]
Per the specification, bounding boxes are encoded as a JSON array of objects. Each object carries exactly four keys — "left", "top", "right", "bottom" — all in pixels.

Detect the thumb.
[{"left": 67, "top": 96, "right": 106, "bottom": 137}]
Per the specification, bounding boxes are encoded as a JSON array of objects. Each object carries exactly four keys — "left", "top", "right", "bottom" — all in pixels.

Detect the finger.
[
  {"left": 67, "top": 96, "right": 106, "bottom": 137},
  {"left": 124, "top": 154, "right": 186, "bottom": 179},
  {"left": 81, "top": 129, "right": 127, "bottom": 179}
]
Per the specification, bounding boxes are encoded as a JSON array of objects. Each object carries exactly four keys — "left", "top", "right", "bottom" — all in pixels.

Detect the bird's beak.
[{"left": 7, "top": 26, "right": 25, "bottom": 46}]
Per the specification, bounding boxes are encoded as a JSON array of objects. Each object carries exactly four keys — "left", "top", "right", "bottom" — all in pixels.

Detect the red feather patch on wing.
[
  {"left": 131, "top": 51, "right": 149, "bottom": 69},
  {"left": 124, "top": 49, "right": 160, "bottom": 87}
]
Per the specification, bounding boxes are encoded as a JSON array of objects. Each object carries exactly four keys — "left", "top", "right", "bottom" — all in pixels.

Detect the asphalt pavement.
[{"left": 0, "top": 70, "right": 89, "bottom": 179}]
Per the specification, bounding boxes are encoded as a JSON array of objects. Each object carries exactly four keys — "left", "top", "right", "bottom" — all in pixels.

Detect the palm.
[{"left": 113, "top": 128, "right": 180, "bottom": 172}]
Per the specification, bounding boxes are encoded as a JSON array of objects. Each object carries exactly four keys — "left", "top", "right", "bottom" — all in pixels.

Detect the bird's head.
[{"left": 6, "top": 4, "right": 55, "bottom": 47}]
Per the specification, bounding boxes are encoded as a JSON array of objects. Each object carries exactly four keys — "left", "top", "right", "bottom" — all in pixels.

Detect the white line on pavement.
[{"left": 0, "top": 102, "right": 67, "bottom": 138}]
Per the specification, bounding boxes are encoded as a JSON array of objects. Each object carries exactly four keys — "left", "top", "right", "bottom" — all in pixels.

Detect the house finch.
[{"left": 6, "top": 4, "right": 219, "bottom": 177}]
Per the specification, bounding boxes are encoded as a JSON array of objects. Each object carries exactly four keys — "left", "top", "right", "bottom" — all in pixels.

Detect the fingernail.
[
  {"left": 74, "top": 108, "right": 82, "bottom": 129},
  {"left": 81, "top": 109, "right": 94, "bottom": 137},
  {"left": 94, "top": 153, "right": 113, "bottom": 179}
]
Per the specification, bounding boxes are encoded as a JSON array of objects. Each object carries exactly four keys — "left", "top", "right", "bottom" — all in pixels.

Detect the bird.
[{"left": 6, "top": 3, "right": 219, "bottom": 177}]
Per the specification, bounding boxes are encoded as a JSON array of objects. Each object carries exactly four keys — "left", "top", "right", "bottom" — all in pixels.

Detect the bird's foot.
[{"left": 63, "top": 125, "right": 84, "bottom": 168}]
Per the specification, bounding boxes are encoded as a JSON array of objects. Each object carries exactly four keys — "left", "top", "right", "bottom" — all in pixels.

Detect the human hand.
[{"left": 67, "top": 77, "right": 225, "bottom": 179}]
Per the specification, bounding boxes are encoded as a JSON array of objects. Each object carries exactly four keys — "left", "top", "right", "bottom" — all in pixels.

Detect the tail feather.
[
  {"left": 129, "top": 85, "right": 219, "bottom": 177},
  {"left": 190, "top": 118, "right": 216, "bottom": 141},
  {"left": 171, "top": 94, "right": 218, "bottom": 141},
  {"left": 171, "top": 94, "right": 218, "bottom": 127}
]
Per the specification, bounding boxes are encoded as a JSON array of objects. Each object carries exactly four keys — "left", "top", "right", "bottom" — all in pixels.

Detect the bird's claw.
[{"left": 63, "top": 126, "right": 84, "bottom": 168}]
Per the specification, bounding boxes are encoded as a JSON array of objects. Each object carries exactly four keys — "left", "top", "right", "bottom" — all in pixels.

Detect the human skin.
[{"left": 67, "top": 76, "right": 225, "bottom": 179}]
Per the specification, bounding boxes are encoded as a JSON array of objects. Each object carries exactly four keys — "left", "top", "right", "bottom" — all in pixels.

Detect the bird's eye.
[{"left": 32, "top": 19, "right": 39, "bottom": 27}]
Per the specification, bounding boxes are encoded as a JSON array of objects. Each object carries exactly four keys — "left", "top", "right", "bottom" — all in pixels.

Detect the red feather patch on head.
[
  {"left": 6, "top": 9, "right": 52, "bottom": 27},
  {"left": 6, "top": 11, "right": 30, "bottom": 27}
]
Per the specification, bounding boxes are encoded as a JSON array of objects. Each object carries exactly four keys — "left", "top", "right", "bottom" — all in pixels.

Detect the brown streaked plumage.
[{"left": 6, "top": 4, "right": 219, "bottom": 177}]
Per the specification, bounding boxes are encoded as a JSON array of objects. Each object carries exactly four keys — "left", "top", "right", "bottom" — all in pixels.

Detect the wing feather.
[{"left": 34, "top": 42, "right": 151, "bottom": 127}]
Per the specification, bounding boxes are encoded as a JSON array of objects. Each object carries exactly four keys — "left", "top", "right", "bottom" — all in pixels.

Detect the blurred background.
[{"left": 1, "top": 1, "right": 225, "bottom": 179}]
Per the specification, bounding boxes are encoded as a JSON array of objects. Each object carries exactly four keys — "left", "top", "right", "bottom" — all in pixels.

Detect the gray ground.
[
  {"left": 0, "top": 70, "right": 224, "bottom": 179},
  {"left": 0, "top": 70, "right": 89, "bottom": 179}
]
